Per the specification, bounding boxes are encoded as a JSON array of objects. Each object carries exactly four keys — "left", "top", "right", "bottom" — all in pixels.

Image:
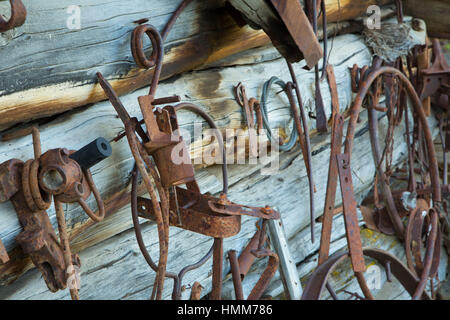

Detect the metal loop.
[
  {"left": 260, "top": 76, "right": 298, "bottom": 152},
  {"left": 130, "top": 24, "right": 164, "bottom": 97},
  {"left": 0, "top": 0, "right": 26, "bottom": 32},
  {"left": 77, "top": 169, "right": 105, "bottom": 222}
]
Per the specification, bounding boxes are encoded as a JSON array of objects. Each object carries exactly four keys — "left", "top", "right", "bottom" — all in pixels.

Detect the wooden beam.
[
  {"left": 404, "top": 0, "right": 450, "bottom": 38},
  {"left": 0, "top": 0, "right": 271, "bottom": 130},
  {"left": 0, "top": 0, "right": 396, "bottom": 130},
  {"left": 267, "top": 217, "right": 303, "bottom": 300}
]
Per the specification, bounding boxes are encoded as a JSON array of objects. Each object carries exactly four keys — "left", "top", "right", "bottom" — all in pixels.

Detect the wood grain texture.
[
  {"left": 0, "top": 0, "right": 271, "bottom": 129},
  {"left": 0, "top": 0, "right": 397, "bottom": 130},
  {"left": 404, "top": 0, "right": 450, "bottom": 38}
]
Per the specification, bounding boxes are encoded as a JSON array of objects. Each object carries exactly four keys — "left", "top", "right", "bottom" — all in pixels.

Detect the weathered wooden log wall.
[
  {"left": 0, "top": 0, "right": 447, "bottom": 300},
  {"left": 0, "top": 0, "right": 396, "bottom": 130}
]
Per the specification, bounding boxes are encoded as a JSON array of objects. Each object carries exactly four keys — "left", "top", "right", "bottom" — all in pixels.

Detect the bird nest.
[{"left": 363, "top": 23, "right": 416, "bottom": 63}]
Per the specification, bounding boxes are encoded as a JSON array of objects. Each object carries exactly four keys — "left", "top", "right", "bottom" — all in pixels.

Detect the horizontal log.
[
  {"left": 404, "top": 0, "right": 450, "bottom": 38},
  {"left": 0, "top": 0, "right": 396, "bottom": 130},
  {"left": 0, "top": 0, "right": 271, "bottom": 130}
]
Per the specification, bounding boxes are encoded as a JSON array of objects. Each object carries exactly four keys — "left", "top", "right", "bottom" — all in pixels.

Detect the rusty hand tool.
[
  {"left": 286, "top": 61, "right": 316, "bottom": 243},
  {"left": 405, "top": 199, "right": 441, "bottom": 287},
  {"left": 318, "top": 113, "right": 344, "bottom": 265},
  {"left": 0, "top": 127, "right": 111, "bottom": 299},
  {"left": 318, "top": 64, "right": 343, "bottom": 265},
  {"left": 336, "top": 153, "right": 366, "bottom": 275},
  {"left": 0, "top": 0, "right": 26, "bottom": 32},
  {"left": 98, "top": 11, "right": 280, "bottom": 299},
  {"left": 419, "top": 39, "right": 450, "bottom": 106},
  {"left": 229, "top": 221, "right": 279, "bottom": 300},
  {"left": 233, "top": 82, "right": 262, "bottom": 158}
]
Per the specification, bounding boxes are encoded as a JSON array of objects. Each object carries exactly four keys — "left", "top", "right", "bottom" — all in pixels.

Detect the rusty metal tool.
[
  {"left": 336, "top": 153, "right": 366, "bottom": 274},
  {"left": 97, "top": 5, "right": 280, "bottom": 299},
  {"left": 301, "top": 248, "right": 431, "bottom": 300},
  {"left": 0, "top": 0, "right": 26, "bottom": 32},
  {"left": 419, "top": 39, "right": 450, "bottom": 112},
  {"left": 318, "top": 113, "right": 344, "bottom": 265},
  {"left": 229, "top": 220, "right": 279, "bottom": 300},
  {"left": 318, "top": 64, "right": 343, "bottom": 265},
  {"left": 0, "top": 127, "right": 110, "bottom": 299},
  {"left": 405, "top": 199, "right": 441, "bottom": 284},
  {"left": 234, "top": 82, "right": 262, "bottom": 158},
  {"left": 286, "top": 61, "right": 316, "bottom": 243}
]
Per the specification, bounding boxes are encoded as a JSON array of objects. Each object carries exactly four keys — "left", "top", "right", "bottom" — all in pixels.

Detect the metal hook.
[{"left": 0, "top": 0, "right": 26, "bottom": 32}]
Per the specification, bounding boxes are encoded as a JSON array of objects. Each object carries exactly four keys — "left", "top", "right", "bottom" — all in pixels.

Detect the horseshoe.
[{"left": 0, "top": 0, "right": 26, "bottom": 32}]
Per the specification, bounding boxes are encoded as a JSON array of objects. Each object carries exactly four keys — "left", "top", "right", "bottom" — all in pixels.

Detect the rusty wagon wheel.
[
  {"left": 364, "top": 66, "right": 443, "bottom": 293},
  {"left": 306, "top": 66, "right": 442, "bottom": 300},
  {"left": 346, "top": 66, "right": 441, "bottom": 238}
]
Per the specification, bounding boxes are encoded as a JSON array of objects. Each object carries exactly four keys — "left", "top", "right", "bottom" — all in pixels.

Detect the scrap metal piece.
[
  {"left": 238, "top": 229, "right": 266, "bottom": 280},
  {"left": 211, "top": 238, "right": 224, "bottom": 300},
  {"left": 318, "top": 113, "right": 344, "bottom": 265},
  {"left": 336, "top": 153, "right": 366, "bottom": 273},
  {"left": 301, "top": 248, "right": 431, "bottom": 300},
  {"left": 0, "top": 239, "right": 9, "bottom": 264},
  {"left": 0, "top": 128, "right": 109, "bottom": 299},
  {"left": 190, "top": 282, "right": 203, "bottom": 300},
  {"left": 233, "top": 82, "right": 261, "bottom": 158},
  {"left": 137, "top": 188, "right": 241, "bottom": 238},
  {"left": 229, "top": 225, "right": 279, "bottom": 301},
  {"left": 420, "top": 39, "right": 450, "bottom": 106},
  {"left": 228, "top": 250, "right": 244, "bottom": 300},
  {"left": 247, "top": 247, "right": 279, "bottom": 300},
  {"left": 228, "top": 0, "right": 322, "bottom": 68},
  {"left": 0, "top": 0, "right": 26, "bottom": 32}
]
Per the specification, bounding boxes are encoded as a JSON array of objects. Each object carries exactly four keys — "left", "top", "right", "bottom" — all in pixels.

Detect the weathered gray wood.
[
  {"left": 0, "top": 0, "right": 399, "bottom": 130},
  {"left": 0, "top": 20, "right": 444, "bottom": 300},
  {"left": 0, "top": 0, "right": 273, "bottom": 129},
  {"left": 267, "top": 216, "right": 302, "bottom": 300}
]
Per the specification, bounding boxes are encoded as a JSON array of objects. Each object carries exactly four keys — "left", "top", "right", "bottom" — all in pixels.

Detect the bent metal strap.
[{"left": 260, "top": 76, "right": 298, "bottom": 152}]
